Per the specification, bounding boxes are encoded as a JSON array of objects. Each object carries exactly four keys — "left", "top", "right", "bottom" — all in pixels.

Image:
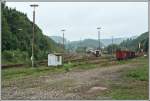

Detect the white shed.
[{"left": 48, "top": 53, "right": 62, "bottom": 66}]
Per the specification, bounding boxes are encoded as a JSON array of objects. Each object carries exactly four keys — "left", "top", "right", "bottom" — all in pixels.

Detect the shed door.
[
  {"left": 57, "top": 56, "right": 62, "bottom": 65},
  {"left": 48, "top": 55, "right": 56, "bottom": 66}
]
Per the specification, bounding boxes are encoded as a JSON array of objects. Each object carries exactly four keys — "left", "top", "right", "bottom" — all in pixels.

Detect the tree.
[
  {"left": 106, "top": 44, "right": 120, "bottom": 54},
  {"left": 2, "top": 4, "right": 63, "bottom": 63}
]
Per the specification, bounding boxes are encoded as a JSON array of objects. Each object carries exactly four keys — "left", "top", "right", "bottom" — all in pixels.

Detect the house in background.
[{"left": 48, "top": 53, "right": 62, "bottom": 66}]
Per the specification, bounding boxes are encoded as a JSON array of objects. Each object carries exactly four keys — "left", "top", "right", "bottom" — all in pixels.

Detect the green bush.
[
  {"left": 64, "top": 62, "right": 74, "bottom": 72},
  {"left": 2, "top": 50, "right": 14, "bottom": 62},
  {"left": 2, "top": 50, "right": 30, "bottom": 64}
]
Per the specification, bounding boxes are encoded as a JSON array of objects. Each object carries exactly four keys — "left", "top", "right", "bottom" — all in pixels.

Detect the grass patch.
[
  {"left": 63, "top": 62, "right": 75, "bottom": 72},
  {"left": 108, "top": 78, "right": 149, "bottom": 100},
  {"left": 78, "top": 63, "right": 97, "bottom": 69},
  {"left": 2, "top": 56, "right": 148, "bottom": 81},
  {"left": 125, "top": 56, "right": 148, "bottom": 81},
  {"left": 126, "top": 65, "right": 148, "bottom": 81},
  {"left": 106, "top": 56, "right": 149, "bottom": 100},
  {"left": 2, "top": 60, "right": 99, "bottom": 80},
  {"left": 2, "top": 61, "right": 88, "bottom": 80},
  {"left": 115, "top": 56, "right": 147, "bottom": 64},
  {"left": 2, "top": 66, "right": 66, "bottom": 80}
]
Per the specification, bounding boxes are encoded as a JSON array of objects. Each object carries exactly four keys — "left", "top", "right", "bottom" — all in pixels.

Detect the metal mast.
[
  {"left": 97, "top": 27, "right": 101, "bottom": 50},
  {"left": 112, "top": 36, "right": 114, "bottom": 55},
  {"left": 30, "top": 4, "right": 39, "bottom": 67},
  {"left": 61, "top": 29, "right": 66, "bottom": 52}
]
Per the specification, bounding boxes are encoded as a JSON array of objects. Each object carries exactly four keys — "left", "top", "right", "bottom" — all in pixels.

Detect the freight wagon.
[{"left": 116, "top": 50, "right": 136, "bottom": 60}]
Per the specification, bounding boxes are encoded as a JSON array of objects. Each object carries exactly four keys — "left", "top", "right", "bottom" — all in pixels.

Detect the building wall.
[{"left": 48, "top": 54, "right": 62, "bottom": 66}]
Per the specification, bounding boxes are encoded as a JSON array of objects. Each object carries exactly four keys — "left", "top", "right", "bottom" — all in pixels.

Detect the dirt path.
[{"left": 2, "top": 63, "right": 134, "bottom": 100}]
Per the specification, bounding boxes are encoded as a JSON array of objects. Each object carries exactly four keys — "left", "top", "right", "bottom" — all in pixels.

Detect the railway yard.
[
  {"left": 1, "top": 55, "right": 148, "bottom": 100},
  {"left": 1, "top": 2, "right": 149, "bottom": 100}
]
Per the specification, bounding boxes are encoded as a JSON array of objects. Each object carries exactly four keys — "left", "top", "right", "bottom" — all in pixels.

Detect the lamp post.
[
  {"left": 61, "top": 29, "right": 66, "bottom": 52},
  {"left": 30, "top": 4, "right": 39, "bottom": 67},
  {"left": 97, "top": 27, "right": 101, "bottom": 50},
  {"left": 18, "top": 28, "right": 22, "bottom": 31},
  {"left": 112, "top": 36, "right": 114, "bottom": 55}
]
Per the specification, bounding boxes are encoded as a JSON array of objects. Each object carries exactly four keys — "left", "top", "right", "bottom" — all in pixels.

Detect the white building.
[{"left": 48, "top": 53, "right": 62, "bottom": 66}]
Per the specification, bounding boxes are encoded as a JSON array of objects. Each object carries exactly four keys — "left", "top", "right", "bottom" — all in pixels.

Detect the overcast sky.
[{"left": 6, "top": 2, "right": 148, "bottom": 41}]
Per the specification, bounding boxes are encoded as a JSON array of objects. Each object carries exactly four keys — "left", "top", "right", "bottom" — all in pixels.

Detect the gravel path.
[{"left": 2, "top": 64, "right": 133, "bottom": 100}]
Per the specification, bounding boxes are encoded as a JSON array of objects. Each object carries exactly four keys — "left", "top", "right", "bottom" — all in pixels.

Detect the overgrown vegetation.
[
  {"left": 105, "top": 32, "right": 149, "bottom": 54},
  {"left": 126, "top": 64, "right": 148, "bottom": 81},
  {"left": 1, "top": 62, "right": 91, "bottom": 80},
  {"left": 2, "top": 50, "right": 30, "bottom": 64},
  {"left": 119, "top": 32, "right": 149, "bottom": 52},
  {"left": 2, "top": 3, "right": 62, "bottom": 64},
  {"left": 105, "top": 57, "right": 149, "bottom": 100},
  {"left": 105, "top": 44, "right": 120, "bottom": 54}
]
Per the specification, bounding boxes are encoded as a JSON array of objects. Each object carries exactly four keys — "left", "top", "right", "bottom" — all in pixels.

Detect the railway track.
[
  {"left": 2, "top": 63, "right": 27, "bottom": 69},
  {"left": 2, "top": 55, "right": 112, "bottom": 69}
]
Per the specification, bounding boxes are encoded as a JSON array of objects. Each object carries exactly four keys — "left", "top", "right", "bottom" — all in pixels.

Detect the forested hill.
[
  {"left": 2, "top": 3, "right": 62, "bottom": 64},
  {"left": 119, "top": 32, "right": 149, "bottom": 52}
]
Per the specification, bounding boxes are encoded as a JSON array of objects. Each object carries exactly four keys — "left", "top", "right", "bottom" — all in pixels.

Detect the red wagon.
[
  {"left": 116, "top": 50, "right": 127, "bottom": 60},
  {"left": 116, "top": 50, "right": 135, "bottom": 60}
]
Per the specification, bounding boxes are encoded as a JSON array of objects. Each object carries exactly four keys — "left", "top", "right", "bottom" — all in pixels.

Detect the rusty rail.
[
  {"left": 2, "top": 55, "right": 110, "bottom": 69},
  {"left": 2, "top": 63, "right": 26, "bottom": 69}
]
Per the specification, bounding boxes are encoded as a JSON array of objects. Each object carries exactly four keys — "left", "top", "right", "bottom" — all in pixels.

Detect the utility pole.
[
  {"left": 79, "top": 37, "right": 83, "bottom": 53},
  {"left": 97, "top": 27, "right": 101, "bottom": 50},
  {"left": 80, "top": 37, "right": 82, "bottom": 47},
  {"left": 112, "top": 36, "right": 114, "bottom": 55},
  {"left": 30, "top": 4, "right": 39, "bottom": 67},
  {"left": 61, "top": 29, "right": 66, "bottom": 64},
  {"left": 61, "top": 29, "right": 66, "bottom": 52}
]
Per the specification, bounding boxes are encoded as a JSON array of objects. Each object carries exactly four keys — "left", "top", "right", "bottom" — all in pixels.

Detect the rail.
[{"left": 2, "top": 55, "right": 111, "bottom": 69}]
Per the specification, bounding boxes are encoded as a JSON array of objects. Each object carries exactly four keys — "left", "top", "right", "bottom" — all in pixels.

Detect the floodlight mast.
[
  {"left": 112, "top": 36, "right": 114, "bottom": 55},
  {"left": 61, "top": 29, "right": 66, "bottom": 52},
  {"left": 30, "top": 4, "right": 39, "bottom": 67},
  {"left": 97, "top": 27, "right": 101, "bottom": 50},
  {"left": 30, "top": 4, "right": 39, "bottom": 10}
]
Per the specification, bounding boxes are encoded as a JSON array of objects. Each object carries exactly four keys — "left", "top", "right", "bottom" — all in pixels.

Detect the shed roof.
[{"left": 48, "top": 53, "right": 62, "bottom": 56}]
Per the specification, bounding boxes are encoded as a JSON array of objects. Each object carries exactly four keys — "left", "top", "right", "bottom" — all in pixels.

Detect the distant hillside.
[
  {"left": 101, "top": 38, "right": 126, "bottom": 46},
  {"left": 50, "top": 36, "right": 68, "bottom": 44},
  {"left": 50, "top": 35, "right": 126, "bottom": 51},
  {"left": 51, "top": 36, "right": 125, "bottom": 46},
  {"left": 120, "top": 32, "right": 149, "bottom": 52},
  {"left": 67, "top": 39, "right": 104, "bottom": 50}
]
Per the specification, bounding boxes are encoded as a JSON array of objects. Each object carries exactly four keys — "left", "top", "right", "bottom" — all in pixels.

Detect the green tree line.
[
  {"left": 2, "top": 3, "right": 62, "bottom": 64},
  {"left": 105, "top": 32, "right": 149, "bottom": 54}
]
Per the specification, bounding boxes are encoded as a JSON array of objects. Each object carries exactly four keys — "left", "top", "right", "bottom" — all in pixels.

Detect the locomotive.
[{"left": 86, "top": 49, "right": 101, "bottom": 57}]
